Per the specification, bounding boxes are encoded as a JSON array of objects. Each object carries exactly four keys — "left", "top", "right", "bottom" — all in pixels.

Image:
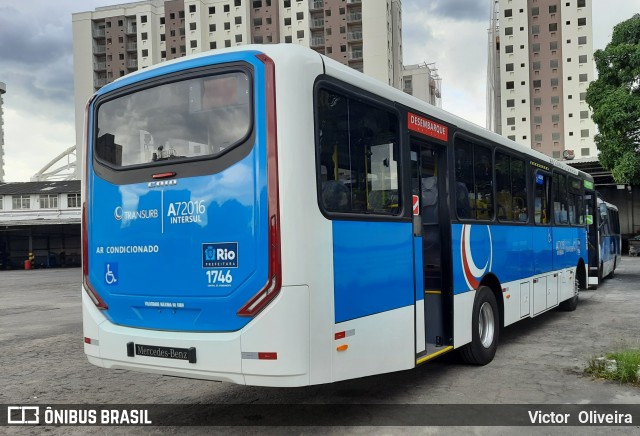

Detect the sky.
[{"left": 0, "top": 0, "right": 637, "bottom": 182}]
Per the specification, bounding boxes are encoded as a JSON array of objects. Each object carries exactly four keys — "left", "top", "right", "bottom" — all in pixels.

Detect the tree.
[{"left": 586, "top": 14, "right": 640, "bottom": 184}]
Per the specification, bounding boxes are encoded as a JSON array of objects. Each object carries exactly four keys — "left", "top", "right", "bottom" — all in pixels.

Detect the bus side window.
[
  {"left": 534, "top": 172, "right": 550, "bottom": 224},
  {"left": 454, "top": 139, "right": 474, "bottom": 219}
]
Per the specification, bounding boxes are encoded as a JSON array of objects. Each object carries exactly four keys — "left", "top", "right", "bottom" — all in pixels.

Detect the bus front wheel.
[{"left": 460, "top": 286, "right": 499, "bottom": 365}]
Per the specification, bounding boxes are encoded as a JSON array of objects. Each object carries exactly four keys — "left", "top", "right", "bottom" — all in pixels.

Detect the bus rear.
[{"left": 82, "top": 49, "right": 309, "bottom": 386}]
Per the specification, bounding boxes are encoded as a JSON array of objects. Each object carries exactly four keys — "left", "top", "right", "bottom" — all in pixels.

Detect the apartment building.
[
  {"left": 487, "top": 0, "right": 597, "bottom": 159},
  {"left": 0, "top": 82, "right": 5, "bottom": 182},
  {"left": 402, "top": 62, "right": 442, "bottom": 108},
  {"left": 72, "top": 0, "right": 403, "bottom": 176}
]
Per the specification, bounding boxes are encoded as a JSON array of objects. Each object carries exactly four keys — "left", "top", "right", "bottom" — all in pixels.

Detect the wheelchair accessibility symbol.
[{"left": 105, "top": 263, "right": 118, "bottom": 285}]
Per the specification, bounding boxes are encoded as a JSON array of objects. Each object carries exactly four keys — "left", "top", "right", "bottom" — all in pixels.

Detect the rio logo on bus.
[{"left": 202, "top": 242, "right": 238, "bottom": 268}]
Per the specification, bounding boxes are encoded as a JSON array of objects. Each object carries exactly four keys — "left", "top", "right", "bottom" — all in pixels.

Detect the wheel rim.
[{"left": 478, "top": 302, "right": 495, "bottom": 348}]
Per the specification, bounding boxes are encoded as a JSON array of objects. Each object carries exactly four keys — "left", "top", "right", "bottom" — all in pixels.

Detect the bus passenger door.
[{"left": 411, "top": 138, "right": 449, "bottom": 359}]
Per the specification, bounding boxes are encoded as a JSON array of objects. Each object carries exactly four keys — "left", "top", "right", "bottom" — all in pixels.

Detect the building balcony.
[
  {"left": 126, "top": 42, "right": 137, "bottom": 51},
  {"left": 92, "top": 28, "right": 106, "bottom": 38},
  {"left": 94, "top": 45, "right": 106, "bottom": 54},
  {"left": 347, "top": 12, "right": 362, "bottom": 23},
  {"left": 347, "top": 0, "right": 362, "bottom": 4},
  {"left": 348, "top": 50, "right": 363, "bottom": 60},
  {"left": 93, "top": 62, "right": 106, "bottom": 71},
  {"left": 127, "top": 59, "right": 138, "bottom": 69},
  {"left": 310, "top": 18, "right": 324, "bottom": 29},
  {"left": 310, "top": 36, "right": 325, "bottom": 47},
  {"left": 347, "top": 31, "right": 362, "bottom": 41},
  {"left": 310, "top": 1, "right": 324, "bottom": 11},
  {"left": 126, "top": 25, "right": 137, "bottom": 34},
  {"left": 95, "top": 78, "right": 108, "bottom": 87}
]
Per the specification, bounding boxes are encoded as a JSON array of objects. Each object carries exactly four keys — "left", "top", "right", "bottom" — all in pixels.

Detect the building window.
[
  {"left": 140, "top": 15, "right": 147, "bottom": 23},
  {"left": 579, "top": 73, "right": 588, "bottom": 82},
  {"left": 550, "top": 59, "right": 559, "bottom": 68},
  {"left": 551, "top": 96, "right": 560, "bottom": 104},
  {"left": 533, "top": 61, "right": 541, "bottom": 70},
  {"left": 534, "top": 98, "right": 541, "bottom": 106},
  {"left": 532, "top": 6, "right": 539, "bottom": 15},
  {"left": 161, "top": 50, "right": 166, "bottom": 57},
  {"left": 325, "top": 9, "right": 331, "bottom": 16},
  {"left": 235, "top": 34, "right": 242, "bottom": 43},
  {"left": 189, "top": 22, "right": 196, "bottom": 30},
  {"left": 533, "top": 80, "right": 541, "bottom": 88},
  {"left": 297, "top": 12, "right": 304, "bottom": 20},
  {"left": 235, "top": 0, "right": 242, "bottom": 6},
  {"left": 142, "top": 49, "right": 149, "bottom": 56},
  {"left": 160, "top": 34, "right": 165, "bottom": 41},
  {"left": 552, "top": 114, "right": 560, "bottom": 123},
  {"left": 580, "top": 111, "right": 590, "bottom": 119},
  {"left": 532, "top": 43, "right": 540, "bottom": 52},
  {"left": 534, "top": 116, "right": 542, "bottom": 123},
  {"left": 504, "top": 9, "right": 512, "bottom": 17},
  {"left": 507, "top": 117, "right": 515, "bottom": 125},
  {"left": 189, "top": 4, "right": 196, "bottom": 13},
  {"left": 160, "top": 17, "right": 165, "bottom": 25},
  {"left": 209, "top": 6, "right": 215, "bottom": 14},
  {"left": 508, "top": 135, "right": 516, "bottom": 141},
  {"left": 505, "top": 27, "right": 513, "bottom": 35},
  {"left": 190, "top": 40, "right": 197, "bottom": 48},
  {"left": 534, "top": 134, "right": 543, "bottom": 141},
  {"left": 284, "top": 17, "right": 291, "bottom": 25},
  {"left": 581, "top": 148, "right": 590, "bottom": 156},
  {"left": 507, "top": 99, "right": 515, "bottom": 107},
  {"left": 578, "top": 17, "right": 586, "bottom": 26},
  {"left": 284, "top": 0, "right": 291, "bottom": 6},
  {"left": 506, "top": 63, "right": 514, "bottom": 71},
  {"left": 581, "top": 129, "right": 589, "bottom": 137},
  {"left": 549, "top": 5, "right": 557, "bottom": 13},
  {"left": 210, "top": 41, "right": 216, "bottom": 49},
  {"left": 39, "top": 194, "right": 58, "bottom": 209},
  {"left": 579, "top": 54, "right": 587, "bottom": 64},
  {"left": 235, "top": 16, "right": 242, "bottom": 25},
  {"left": 179, "top": 10, "right": 185, "bottom": 18},
  {"left": 210, "top": 23, "right": 216, "bottom": 31},
  {"left": 532, "top": 25, "right": 539, "bottom": 34},
  {"left": 552, "top": 132, "right": 561, "bottom": 141},
  {"left": 66, "top": 193, "right": 80, "bottom": 208},
  {"left": 505, "top": 45, "right": 513, "bottom": 53},
  {"left": 578, "top": 36, "right": 587, "bottom": 46},
  {"left": 552, "top": 151, "right": 561, "bottom": 158},
  {"left": 551, "top": 78, "right": 559, "bottom": 86},
  {"left": 254, "top": 17, "right": 262, "bottom": 26},
  {"left": 224, "top": 22, "right": 230, "bottom": 30},
  {"left": 254, "top": 36, "right": 263, "bottom": 43},
  {"left": 506, "top": 81, "right": 514, "bottom": 89},
  {"left": 285, "top": 35, "right": 292, "bottom": 43},
  {"left": 12, "top": 195, "right": 30, "bottom": 210},
  {"left": 578, "top": 0, "right": 586, "bottom": 6},
  {"left": 297, "top": 30, "right": 304, "bottom": 39}
]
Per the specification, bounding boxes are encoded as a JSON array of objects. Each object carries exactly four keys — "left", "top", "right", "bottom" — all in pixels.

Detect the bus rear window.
[{"left": 95, "top": 71, "right": 251, "bottom": 167}]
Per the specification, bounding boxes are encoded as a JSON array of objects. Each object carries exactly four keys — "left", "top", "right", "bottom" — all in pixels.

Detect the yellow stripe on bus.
[
  {"left": 416, "top": 346, "right": 454, "bottom": 365},
  {"left": 424, "top": 290, "right": 441, "bottom": 295}
]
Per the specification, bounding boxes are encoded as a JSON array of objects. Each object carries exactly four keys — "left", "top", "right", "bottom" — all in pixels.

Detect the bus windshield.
[{"left": 95, "top": 71, "right": 251, "bottom": 167}]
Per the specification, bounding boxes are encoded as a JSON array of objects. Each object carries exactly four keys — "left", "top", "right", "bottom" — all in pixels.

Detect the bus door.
[
  {"left": 585, "top": 190, "right": 599, "bottom": 287},
  {"left": 410, "top": 137, "right": 449, "bottom": 358}
]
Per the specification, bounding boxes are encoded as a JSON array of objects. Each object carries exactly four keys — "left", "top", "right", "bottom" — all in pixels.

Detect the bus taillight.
[
  {"left": 82, "top": 202, "right": 108, "bottom": 310},
  {"left": 238, "top": 53, "right": 281, "bottom": 317}
]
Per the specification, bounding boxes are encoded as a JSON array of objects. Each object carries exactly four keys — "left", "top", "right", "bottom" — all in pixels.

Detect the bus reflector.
[
  {"left": 84, "top": 337, "right": 91, "bottom": 344},
  {"left": 258, "top": 352, "right": 278, "bottom": 360},
  {"left": 335, "top": 331, "right": 346, "bottom": 340},
  {"left": 337, "top": 345, "right": 348, "bottom": 352},
  {"left": 84, "top": 337, "right": 99, "bottom": 345}
]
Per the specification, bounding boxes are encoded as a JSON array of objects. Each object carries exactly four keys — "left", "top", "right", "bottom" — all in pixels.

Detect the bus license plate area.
[{"left": 127, "top": 342, "right": 196, "bottom": 363}]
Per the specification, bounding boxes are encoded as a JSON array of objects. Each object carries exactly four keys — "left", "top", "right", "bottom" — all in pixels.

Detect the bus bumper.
[{"left": 82, "top": 285, "right": 310, "bottom": 387}]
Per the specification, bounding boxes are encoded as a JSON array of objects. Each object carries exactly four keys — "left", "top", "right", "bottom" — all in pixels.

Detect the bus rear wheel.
[{"left": 460, "top": 286, "right": 499, "bottom": 365}]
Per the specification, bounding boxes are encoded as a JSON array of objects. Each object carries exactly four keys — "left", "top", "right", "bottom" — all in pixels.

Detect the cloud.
[{"left": 405, "top": 0, "right": 487, "bottom": 22}]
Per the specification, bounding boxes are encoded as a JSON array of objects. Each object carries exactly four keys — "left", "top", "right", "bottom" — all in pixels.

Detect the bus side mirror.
[{"left": 599, "top": 203, "right": 608, "bottom": 221}]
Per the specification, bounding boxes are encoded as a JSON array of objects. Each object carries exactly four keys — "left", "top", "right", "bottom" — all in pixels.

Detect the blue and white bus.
[
  {"left": 586, "top": 194, "right": 621, "bottom": 287},
  {"left": 82, "top": 45, "right": 592, "bottom": 386}
]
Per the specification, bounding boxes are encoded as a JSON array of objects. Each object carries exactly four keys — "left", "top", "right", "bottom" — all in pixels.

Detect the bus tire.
[
  {"left": 459, "top": 286, "right": 499, "bottom": 365},
  {"left": 559, "top": 270, "right": 579, "bottom": 312}
]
